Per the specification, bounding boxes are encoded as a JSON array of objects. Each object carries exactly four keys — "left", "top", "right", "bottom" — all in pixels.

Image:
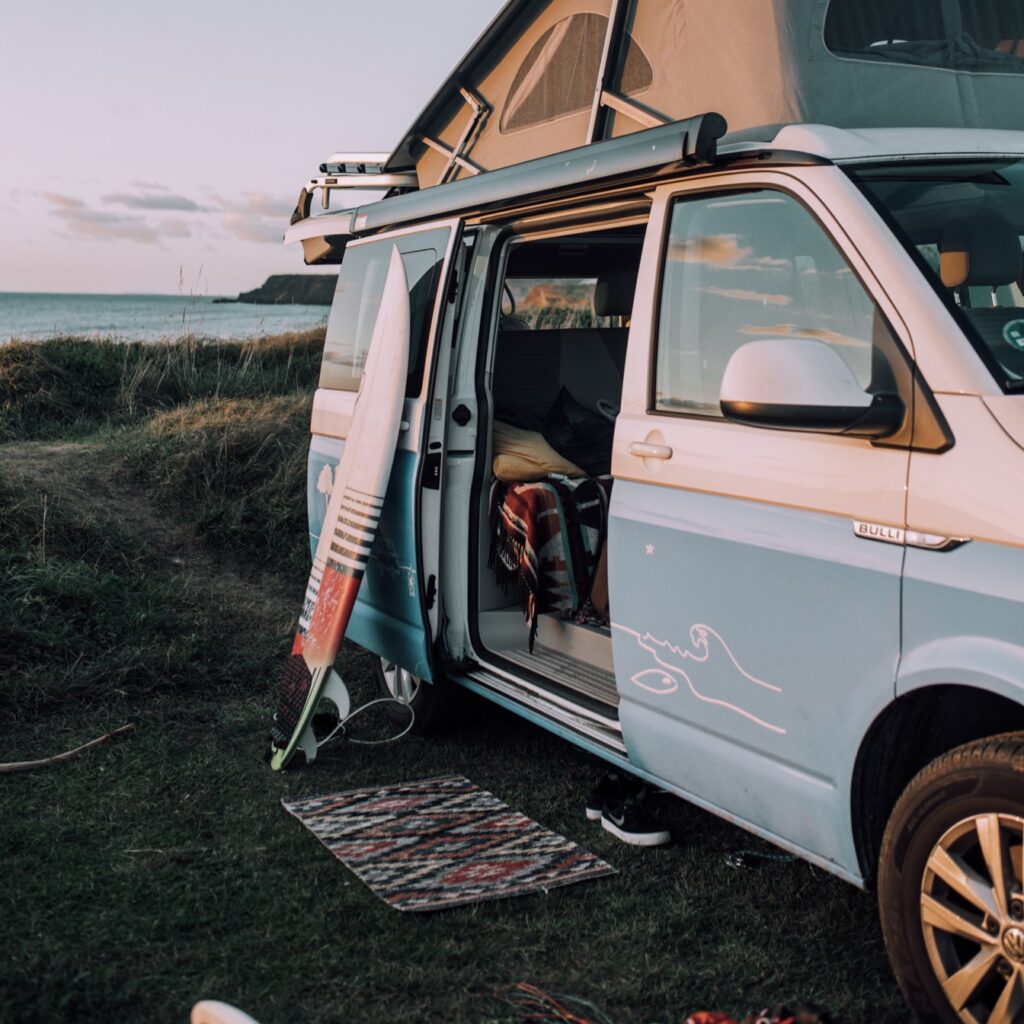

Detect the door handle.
[{"left": 629, "top": 442, "right": 673, "bottom": 460}]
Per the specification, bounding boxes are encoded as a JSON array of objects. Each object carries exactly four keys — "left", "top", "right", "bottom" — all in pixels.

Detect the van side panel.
[
  {"left": 899, "top": 395, "right": 1024, "bottom": 706},
  {"left": 900, "top": 525, "right": 1024, "bottom": 706},
  {"left": 609, "top": 480, "right": 902, "bottom": 877}
]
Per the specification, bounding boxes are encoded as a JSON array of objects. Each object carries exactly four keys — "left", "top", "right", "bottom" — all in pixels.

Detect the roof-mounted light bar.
[
  {"left": 288, "top": 149, "right": 420, "bottom": 242},
  {"left": 318, "top": 151, "right": 391, "bottom": 173}
]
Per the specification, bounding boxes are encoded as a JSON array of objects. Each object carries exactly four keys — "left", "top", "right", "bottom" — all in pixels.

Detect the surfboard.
[{"left": 268, "top": 245, "right": 411, "bottom": 771}]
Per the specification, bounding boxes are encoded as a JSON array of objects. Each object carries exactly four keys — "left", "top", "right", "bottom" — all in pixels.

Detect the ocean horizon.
[{"left": 0, "top": 291, "right": 330, "bottom": 344}]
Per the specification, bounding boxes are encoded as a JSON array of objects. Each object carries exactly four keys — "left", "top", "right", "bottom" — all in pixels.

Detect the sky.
[{"left": 0, "top": 1, "right": 506, "bottom": 296}]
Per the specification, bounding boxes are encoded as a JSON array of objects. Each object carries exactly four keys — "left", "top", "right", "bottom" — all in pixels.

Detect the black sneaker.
[
  {"left": 585, "top": 771, "right": 643, "bottom": 821},
  {"left": 601, "top": 792, "right": 671, "bottom": 847}
]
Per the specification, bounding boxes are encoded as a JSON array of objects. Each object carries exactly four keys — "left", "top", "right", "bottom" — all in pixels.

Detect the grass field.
[{"left": 0, "top": 333, "right": 908, "bottom": 1024}]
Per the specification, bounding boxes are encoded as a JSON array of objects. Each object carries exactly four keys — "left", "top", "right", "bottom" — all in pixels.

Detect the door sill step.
[{"left": 494, "top": 643, "right": 619, "bottom": 708}]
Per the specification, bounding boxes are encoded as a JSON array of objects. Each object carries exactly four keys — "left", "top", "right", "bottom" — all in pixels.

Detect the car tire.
[
  {"left": 371, "top": 656, "right": 456, "bottom": 735},
  {"left": 878, "top": 733, "right": 1024, "bottom": 1024}
]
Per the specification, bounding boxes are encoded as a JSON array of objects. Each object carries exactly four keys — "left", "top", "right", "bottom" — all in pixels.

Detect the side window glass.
[
  {"left": 654, "top": 190, "right": 887, "bottom": 418},
  {"left": 320, "top": 227, "right": 450, "bottom": 396},
  {"left": 501, "top": 277, "right": 622, "bottom": 330}
]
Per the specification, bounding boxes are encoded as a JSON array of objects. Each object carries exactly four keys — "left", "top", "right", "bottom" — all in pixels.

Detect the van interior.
[
  {"left": 854, "top": 161, "right": 1024, "bottom": 387},
  {"left": 472, "top": 224, "right": 645, "bottom": 712}
]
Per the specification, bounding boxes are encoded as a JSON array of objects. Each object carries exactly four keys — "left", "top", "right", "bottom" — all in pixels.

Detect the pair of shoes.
[
  {"left": 584, "top": 771, "right": 641, "bottom": 821},
  {"left": 601, "top": 792, "right": 671, "bottom": 847},
  {"left": 586, "top": 772, "right": 671, "bottom": 846}
]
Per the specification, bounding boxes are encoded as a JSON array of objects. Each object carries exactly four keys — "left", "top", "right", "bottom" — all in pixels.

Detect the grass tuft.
[
  {"left": 0, "top": 329, "right": 324, "bottom": 441},
  {"left": 117, "top": 394, "right": 312, "bottom": 574}
]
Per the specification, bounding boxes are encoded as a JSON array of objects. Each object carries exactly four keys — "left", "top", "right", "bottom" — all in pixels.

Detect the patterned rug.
[{"left": 282, "top": 775, "right": 616, "bottom": 912}]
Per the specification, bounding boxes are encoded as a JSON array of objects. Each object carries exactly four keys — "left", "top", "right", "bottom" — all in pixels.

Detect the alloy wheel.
[
  {"left": 379, "top": 660, "right": 419, "bottom": 704},
  {"left": 921, "top": 812, "right": 1024, "bottom": 1022}
]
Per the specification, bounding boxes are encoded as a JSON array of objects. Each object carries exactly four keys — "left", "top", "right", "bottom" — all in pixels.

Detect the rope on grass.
[{"left": 0, "top": 724, "right": 135, "bottom": 774}]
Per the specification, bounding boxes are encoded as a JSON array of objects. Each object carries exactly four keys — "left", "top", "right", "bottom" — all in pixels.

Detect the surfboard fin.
[{"left": 268, "top": 667, "right": 351, "bottom": 771}]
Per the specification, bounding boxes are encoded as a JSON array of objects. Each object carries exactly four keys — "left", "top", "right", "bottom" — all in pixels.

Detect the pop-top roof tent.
[
  {"left": 391, "top": 0, "right": 1024, "bottom": 187},
  {"left": 289, "top": 0, "right": 1024, "bottom": 258}
]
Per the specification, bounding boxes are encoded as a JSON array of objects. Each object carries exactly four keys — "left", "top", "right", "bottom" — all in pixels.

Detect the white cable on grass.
[{"left": 317, "top": 697, "right": 416, "bottom": 749}]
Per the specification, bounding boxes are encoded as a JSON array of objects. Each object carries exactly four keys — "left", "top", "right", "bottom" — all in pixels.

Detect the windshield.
[{"left": 853, "top": 160, "right": 1024, "bottom": 390}]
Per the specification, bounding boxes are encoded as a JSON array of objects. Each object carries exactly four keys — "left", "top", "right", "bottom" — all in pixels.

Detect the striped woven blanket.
[{"left": 489, "top": 476, "right": 612, "bottom": 649}]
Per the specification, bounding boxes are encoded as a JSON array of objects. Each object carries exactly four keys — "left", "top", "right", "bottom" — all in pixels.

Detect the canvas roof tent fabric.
[{"left": 388, "top": 0, "right": 1024, "bottom": 188}]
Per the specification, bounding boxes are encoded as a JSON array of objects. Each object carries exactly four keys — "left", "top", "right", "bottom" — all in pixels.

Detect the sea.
[{"left": 0, "top": 292, "right": 330, "bottom": 344}]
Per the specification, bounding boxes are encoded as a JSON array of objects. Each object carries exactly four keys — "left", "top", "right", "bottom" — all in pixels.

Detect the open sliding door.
[{"left": 306, "top": 218, "right": 463, "bottom": 682}]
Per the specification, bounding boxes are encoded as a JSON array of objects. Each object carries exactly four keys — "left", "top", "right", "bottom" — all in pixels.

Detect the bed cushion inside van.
[{"left": 492, "top": 420, "right": 585, "bottom": 482}]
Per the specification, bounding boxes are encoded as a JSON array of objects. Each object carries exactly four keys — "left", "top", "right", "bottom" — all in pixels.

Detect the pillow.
[{"left": 492, "top": 420, "right": 585, "bottom": 482}]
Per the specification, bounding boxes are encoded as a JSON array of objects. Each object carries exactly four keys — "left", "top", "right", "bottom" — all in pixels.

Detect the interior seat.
[
  {"left": 556, "top": 267, "right": 636, "bottom": 411},
  {"left": 492, "top": 266, "right": 638, "bottom": 425},
  {"left": 940, "top": 218, "right": 1024, "bottom": 378}
]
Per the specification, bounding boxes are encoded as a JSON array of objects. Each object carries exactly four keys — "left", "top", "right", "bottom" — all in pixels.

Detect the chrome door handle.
[{"left": 629, "top": 442, "right": 673, "bottom": 460}]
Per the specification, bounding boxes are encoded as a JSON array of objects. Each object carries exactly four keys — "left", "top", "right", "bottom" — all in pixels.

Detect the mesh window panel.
[
  {"left": 617, "top": 32, "right": 653, "bottom": 95},
  {"left": 502, "top": 14, "right": 606, "bottom": 132}
]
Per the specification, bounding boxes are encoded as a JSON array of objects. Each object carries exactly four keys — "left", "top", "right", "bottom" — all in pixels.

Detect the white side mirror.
[{"left": 720, "top": 338, "right": 903, "bottom": 438}]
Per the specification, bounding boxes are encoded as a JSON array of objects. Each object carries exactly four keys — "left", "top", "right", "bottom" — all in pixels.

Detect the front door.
[
  {"left": 609, "top": 174, "right": 914, "bottom": 875},
  {"left": 307, "top": 219, "right": 462, "bottom": 681}
]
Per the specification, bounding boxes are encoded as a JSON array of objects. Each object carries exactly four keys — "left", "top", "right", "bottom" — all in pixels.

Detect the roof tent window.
[
  {"left": 824, "top": 0, "right": 1024, "bottom": 71},
  {"left": 500, "top": 14, "right": 652, "bottom": 133},
  {"left": 617, "top": 31, "right": 653, "bottom": 96}
]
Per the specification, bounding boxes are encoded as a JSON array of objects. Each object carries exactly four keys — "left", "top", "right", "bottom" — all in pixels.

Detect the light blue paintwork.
[
  {"left": 608, "top": 480, "right": 903, "bottom": 878},
  {"left": 900, "top": 539, "right": 1024, "bottom": 706},
  {"left": 306, "top": 435, "right": 433, "bottom": 681},
  {"left": 448, "top": 668, "right": 863, "bottom": 884}
]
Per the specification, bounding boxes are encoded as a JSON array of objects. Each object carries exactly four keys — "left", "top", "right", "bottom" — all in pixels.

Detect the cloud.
[
  {"left": 702, "top": 286, "right": 792, "bottom": 306},
  {"left": 222, "top": 213, "right": 283, "bottom": 244},
  {"left": 42, "top": 191, "right": 159, "bottom": 243},
  {"left": 669, "top": 234, "right": 793, "bottom": 273},
  {"left": 213, "top": 191, "right": 291, "bottom": 219},
  {"left": 41, "top": 192, "right": 87, "bottom": 209},
  {"left": 159, "top": 219, "right": 193, "bottom": 239},
  {"left": 38, "top": 186, "right": 292, "bottom": 247},
  {"left": 670, "top": 234, "right": 752, "bottom": 267},
  {"left": 58, "top": 210, "right": 160, "bottom": 244},
  {"left": 213, "top": 191, "right": 292, "bottom": 244},
  {"left": 103, "top": 192, "right": 211, "bottom": 212}
]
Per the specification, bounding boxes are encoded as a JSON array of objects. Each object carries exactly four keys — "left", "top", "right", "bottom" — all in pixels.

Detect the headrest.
[
  {"left": 940, "top": 219, "right": 1023, "bottom": 288},
  {"left": 593, "top": 268, "right": 637, "bottom": 318}
]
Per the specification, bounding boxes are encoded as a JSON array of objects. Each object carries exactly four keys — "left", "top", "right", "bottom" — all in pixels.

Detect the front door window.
[{"left": 654, "top": 189, "right": 893, "bottom": 418}]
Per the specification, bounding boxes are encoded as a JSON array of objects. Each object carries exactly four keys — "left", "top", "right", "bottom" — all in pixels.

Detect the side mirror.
[{"left": 719, "top": 338, "right": 904, "bottom": 439}]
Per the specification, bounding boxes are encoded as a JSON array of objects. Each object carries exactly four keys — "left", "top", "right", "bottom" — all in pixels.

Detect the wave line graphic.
[{"left": 612, "top": 622, "right": 787, "bottom": 735}]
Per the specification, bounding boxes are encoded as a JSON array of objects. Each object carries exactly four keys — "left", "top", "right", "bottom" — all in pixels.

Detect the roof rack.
[{"left": 289, "top": 151, "right": 419, "bottom": 228}]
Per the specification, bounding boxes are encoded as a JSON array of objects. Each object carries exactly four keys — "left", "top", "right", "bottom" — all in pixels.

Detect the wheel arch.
[{"left": 851, "top": 683, "right": 1024, "bottom": 885}]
